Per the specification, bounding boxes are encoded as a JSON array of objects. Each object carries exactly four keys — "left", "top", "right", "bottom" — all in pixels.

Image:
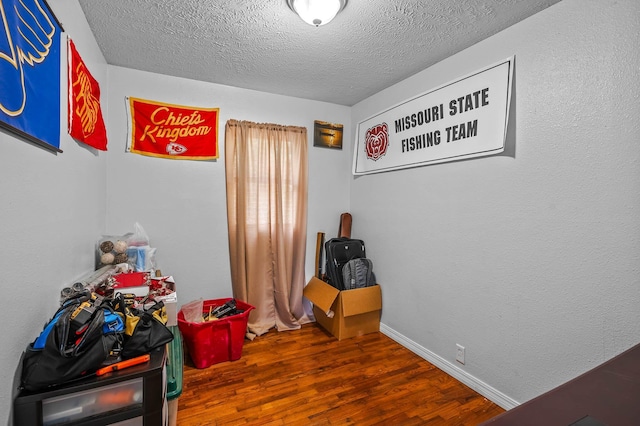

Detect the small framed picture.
[{"left": 313, "top": 120, "right": 343, "bottom": 150}]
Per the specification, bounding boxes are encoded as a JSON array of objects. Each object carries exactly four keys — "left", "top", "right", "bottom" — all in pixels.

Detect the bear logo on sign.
[{"left": 365, "top": 123, "right": 389, "bottom": 161}]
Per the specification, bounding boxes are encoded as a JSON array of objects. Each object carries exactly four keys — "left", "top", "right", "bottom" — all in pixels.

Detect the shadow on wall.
[{"left": 502, "top": 66, "right": 517, "bottom": 159}]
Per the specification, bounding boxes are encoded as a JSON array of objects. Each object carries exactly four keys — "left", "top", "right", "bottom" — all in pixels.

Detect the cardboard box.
[{"left": 303, "top": 276, "right": 382, "bottom": 340}]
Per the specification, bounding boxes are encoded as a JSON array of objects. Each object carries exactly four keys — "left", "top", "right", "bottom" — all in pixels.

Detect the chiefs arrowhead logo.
[{"left": 166, "top": 142, "right": 187, "bottom": 155}]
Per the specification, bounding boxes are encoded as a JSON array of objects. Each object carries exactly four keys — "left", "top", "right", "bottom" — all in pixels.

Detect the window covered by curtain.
[{"left": 225, "top": 119, "right": 311, "bottom": 336}]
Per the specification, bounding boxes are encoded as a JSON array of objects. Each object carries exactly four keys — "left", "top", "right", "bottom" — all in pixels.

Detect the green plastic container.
[{"left": 167, "top": 325, "right": 183, "bottom": 426}]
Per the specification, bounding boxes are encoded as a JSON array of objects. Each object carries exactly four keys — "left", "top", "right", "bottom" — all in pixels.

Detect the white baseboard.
[{"left": 380, "top": 323, "right": 519, "bottom": 410}]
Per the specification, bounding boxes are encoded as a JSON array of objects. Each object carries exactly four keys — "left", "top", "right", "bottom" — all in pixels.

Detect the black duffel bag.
[{"left": 21, "top": 295, "right": 124, "bottom": 391}]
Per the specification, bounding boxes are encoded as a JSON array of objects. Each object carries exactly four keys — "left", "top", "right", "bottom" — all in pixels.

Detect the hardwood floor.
[{"left": 176, "top": 323, "right": 504, "bottom": 425}]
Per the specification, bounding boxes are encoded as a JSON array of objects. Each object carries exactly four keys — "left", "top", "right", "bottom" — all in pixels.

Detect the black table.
[{"left": 481, "top": 343, "right": 640, "bottom": 426}]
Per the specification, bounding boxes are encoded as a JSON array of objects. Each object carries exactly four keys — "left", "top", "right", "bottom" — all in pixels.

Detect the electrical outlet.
[{"left": 456, "top": 344, "right": 465, "bottom": 365}]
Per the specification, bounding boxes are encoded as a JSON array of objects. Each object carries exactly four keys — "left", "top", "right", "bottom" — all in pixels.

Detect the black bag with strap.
[
  {"left": 111, "top": 294, "right": 174, "bottom": 359},
  {"left": 21, "top": 295, "right": 124, "bottom": 391}
]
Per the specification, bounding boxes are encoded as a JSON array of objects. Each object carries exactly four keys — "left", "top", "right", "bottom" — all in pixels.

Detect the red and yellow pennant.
[
  {"left": 68, "top": 38, "right": 108, "bottom": 150},
  {"left": 127, "top": 97, "right": 219, "bottom": 160}
]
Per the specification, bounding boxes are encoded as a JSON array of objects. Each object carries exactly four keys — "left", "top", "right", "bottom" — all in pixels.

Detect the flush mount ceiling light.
[{"left": 287, "top": 0, "right": 348, "bottom": 27}]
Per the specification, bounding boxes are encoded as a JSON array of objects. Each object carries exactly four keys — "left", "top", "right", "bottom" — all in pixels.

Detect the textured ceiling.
[{"left": 78, "top": 0, "right": 562, "bottom": 106}]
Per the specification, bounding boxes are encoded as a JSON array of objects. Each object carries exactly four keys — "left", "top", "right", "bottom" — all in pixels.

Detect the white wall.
[
  {"left": 104, "top": 67, "right": 352, "bottom": 312},
  {"left": 1, "top": 1, "right": 109, "bottom": 423},
  {"left": 351, "top": 0, "right": 640, "bottom": 405}
]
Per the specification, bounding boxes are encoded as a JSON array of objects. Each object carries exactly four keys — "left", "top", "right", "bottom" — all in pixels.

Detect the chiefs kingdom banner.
[
  {"left": 127, "top": 97, "right": 219, "bottom": 160},
  {"left": 68, "top": 38, "right": 108, "bottom": 150}
]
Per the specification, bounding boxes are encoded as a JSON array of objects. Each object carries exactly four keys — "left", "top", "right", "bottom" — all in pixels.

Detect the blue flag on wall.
[{"left": 0, "top": 0, "right": 62, "bottom": 151}]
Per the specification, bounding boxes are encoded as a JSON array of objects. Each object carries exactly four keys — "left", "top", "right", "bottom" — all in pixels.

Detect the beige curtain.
[{"left": 225, "top": 119, "right": 311, "bottom": 336}]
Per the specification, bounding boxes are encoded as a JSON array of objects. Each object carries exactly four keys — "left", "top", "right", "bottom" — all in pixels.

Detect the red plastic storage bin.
[{"left": 177, "top": 298, "right": 254, "bottom": 369}]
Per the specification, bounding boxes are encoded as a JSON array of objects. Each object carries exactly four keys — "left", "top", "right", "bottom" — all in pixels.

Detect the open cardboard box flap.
[{"left": 303, "top": 277, "right": 340, "bottom": 314}]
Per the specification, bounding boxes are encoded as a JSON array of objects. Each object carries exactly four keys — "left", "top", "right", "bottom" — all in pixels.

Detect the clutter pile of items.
[{"left": 19, "top": 223, "right": 177, "bottom": 392}]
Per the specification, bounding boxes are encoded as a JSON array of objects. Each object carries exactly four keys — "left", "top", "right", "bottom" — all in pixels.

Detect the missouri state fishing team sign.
[{"left": 353, "top": 57, "right": 514, "bottom": 175}]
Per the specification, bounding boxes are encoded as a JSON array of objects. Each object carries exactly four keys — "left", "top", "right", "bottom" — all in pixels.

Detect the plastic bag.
[
  {"left": 126, "top": 223, "right": 156, "bottom": 272},
  {"left": 181, "top": 299, "right": 204, "bottom": 323},
  {"left": 127, "top": 222, "right": 150, "bottom": 247}
]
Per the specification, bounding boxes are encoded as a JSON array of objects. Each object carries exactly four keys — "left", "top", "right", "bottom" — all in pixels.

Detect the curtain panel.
[{"left": 225, "top": 119, "right": 311, "bottom": 336}]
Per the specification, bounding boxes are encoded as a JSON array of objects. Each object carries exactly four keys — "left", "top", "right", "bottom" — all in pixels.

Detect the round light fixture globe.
[{"left": 287, "top": 0, "right": 348, "bottom": 27}]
